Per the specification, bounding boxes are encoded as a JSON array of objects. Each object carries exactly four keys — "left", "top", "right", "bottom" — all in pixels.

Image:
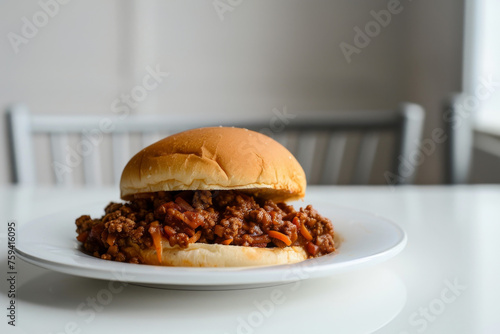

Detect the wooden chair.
[{"left": 6, "top": 103, "right": 425, "bottom": 186}]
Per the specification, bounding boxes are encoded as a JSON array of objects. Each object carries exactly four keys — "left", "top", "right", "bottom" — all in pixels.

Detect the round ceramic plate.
[{"left": 16, "top": 201, "right": 406, "bottom": 290}]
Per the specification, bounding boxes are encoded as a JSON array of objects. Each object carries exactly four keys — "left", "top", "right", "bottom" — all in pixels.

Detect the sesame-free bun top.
[{"left": 120, "top": 127, "right": 306, "bottom": 202}]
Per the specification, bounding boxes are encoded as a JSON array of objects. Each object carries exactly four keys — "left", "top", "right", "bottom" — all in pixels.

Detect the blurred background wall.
[{"left": 0, "top": 0, "right": 465, "bottom": 185}]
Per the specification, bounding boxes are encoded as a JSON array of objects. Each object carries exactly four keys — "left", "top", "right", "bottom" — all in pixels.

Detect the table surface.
[{"left": 1, "top": 185, "right": 499, "bottom": 334}]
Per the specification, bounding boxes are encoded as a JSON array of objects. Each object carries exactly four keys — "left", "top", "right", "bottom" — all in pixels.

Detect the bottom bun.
[{"left": 129, "top": 241, "right": 308, "bottom": 267}]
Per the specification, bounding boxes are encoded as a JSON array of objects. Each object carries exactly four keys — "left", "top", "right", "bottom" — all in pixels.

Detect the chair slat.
[
  {"left": 112, "top": 133, "right": 130, "bottom": 184},
  {"left": 81, "top": 133, "right": 102, "bottom": 186},
  {"left": 321, "top": 133, "right": 347, "bottom": 184},
  {"left": 351, "top": 132, "right": 379, "bottom": 184},
  {"left": 50, "top": 133, "right": 72, "bottom": 186},
  {"left": 285, "top": 132, "right": 299, "bottom": 157},
  {"left": 309, "top": 132, "right": 329, "bottom": 185},
  {"left": 296, "top": 132, "right": 317, "bottom": 182}
]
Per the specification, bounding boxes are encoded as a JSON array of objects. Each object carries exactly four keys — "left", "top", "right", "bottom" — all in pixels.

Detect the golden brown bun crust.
[
  {"left": 130, "top": 241, "right": 308, "bottom": 267},
  {"left": 120, "top": 127, "right": 306, "bottom": 202}
]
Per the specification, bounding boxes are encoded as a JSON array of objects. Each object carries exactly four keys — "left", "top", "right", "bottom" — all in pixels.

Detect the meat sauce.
[{"left": 75, "top": 190, "right": 335, "bottom": 264}]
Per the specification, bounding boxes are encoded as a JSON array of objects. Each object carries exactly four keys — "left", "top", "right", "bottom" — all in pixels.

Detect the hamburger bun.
[
  {"left": 120, "top": 127, "right": 306, "bottom": 203},
  {"left": 129, "top": 240, "right": 308, "bottom": 267},
  {"left": 118, "top": 127, "right": 308, "bottom": 267}
]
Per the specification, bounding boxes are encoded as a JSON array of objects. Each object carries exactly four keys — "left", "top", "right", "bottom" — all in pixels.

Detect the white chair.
[
  {"left": 6, "top": 103, "right": 424, "bottom": 186},
  {"left": 443, "top": 93, "right": 473, "bottom": 184}
]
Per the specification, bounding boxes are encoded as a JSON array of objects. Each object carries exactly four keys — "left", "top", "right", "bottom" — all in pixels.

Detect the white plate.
[{"left": 16, "top": 201, "right": 406, "bottom": 290}]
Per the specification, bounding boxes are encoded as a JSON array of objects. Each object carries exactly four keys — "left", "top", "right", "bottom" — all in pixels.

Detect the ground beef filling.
[{"left": 75, "top": 190, "right": 335, "bottom": 264}]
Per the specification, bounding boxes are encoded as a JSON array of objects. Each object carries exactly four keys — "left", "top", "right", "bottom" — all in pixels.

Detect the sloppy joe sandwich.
[{"left": 75, "top": 127, "right": 336, "bottom": 267}]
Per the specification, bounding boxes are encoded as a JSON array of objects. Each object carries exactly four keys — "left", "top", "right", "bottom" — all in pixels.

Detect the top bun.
[{"left": 120, "top": 127, "right": 306, "bottom": 202}]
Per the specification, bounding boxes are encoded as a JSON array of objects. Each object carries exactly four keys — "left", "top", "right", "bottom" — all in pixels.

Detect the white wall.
[{"left": 0, "top": 0, "right": 464, "bottom": 185}]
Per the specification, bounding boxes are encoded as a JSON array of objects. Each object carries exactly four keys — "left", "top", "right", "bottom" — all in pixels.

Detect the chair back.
[{"left": 6, "top": 103, "right": 424, "bottom": 186}]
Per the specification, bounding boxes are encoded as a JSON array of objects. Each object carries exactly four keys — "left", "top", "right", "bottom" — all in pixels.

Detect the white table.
[{"left": 1, "top": 185, "right": 499, "bottom": 334}]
